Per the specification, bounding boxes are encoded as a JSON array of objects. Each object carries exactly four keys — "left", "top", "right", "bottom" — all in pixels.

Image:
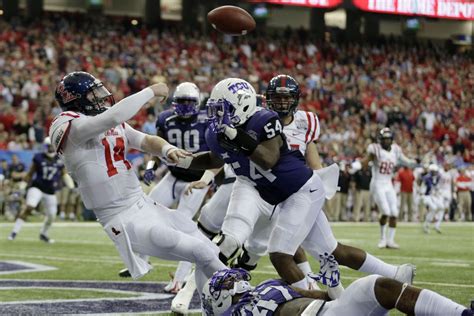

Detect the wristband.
[
  {"left": 201, "top": 170, "right": 215, "bottom": 185},
  {"left": 176, "top": 155, "right": 193, "bottom": 169},
  {"left": 161, "top": 143, "right": 177, "bottom": 158}
]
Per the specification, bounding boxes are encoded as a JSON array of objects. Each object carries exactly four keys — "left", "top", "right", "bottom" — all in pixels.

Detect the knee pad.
[{"left": 213, "top": 234, "right": 241, "bottom": 265}]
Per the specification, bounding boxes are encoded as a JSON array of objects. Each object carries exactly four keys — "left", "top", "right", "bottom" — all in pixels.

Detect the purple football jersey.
[
  {"left": 31, "top": 153, "right": 64, "bottom": 194},
  {"left": 223, "top": 279, "right": 303, "bottom": 316},
  {"left": 205, "top": 109, "right": 312, "bottom": 205},
  {"left": 156, "top": 109, "right": 209, "bottom": 182}
]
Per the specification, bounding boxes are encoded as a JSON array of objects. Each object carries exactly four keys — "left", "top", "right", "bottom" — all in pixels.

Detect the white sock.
[
  {"left": 435, "top": 211, "right": 444, "bottom": 229},
  {"left": 380, "top": 224, "right": 387, "bottom": 241},
  {"left": 297, "top": 261, "right": 312, "bottom": 276},
  {"left": 414, "top": 289, "right": 466, "bottom": 316},
  {"left": 59, "top": 211, "right": 65, "bottom": 219},
  {"left": 291, "top": 277, "right": 309, "bottom": 289},
  {"left": 174, "top": 261, "right": 194, "bottom": 284},
  {"left": 388, "top": 227, "right": 396, "bottom": 243},
  {"left": 425, "top": 209, "right": 435, "bottom": 224},
  {"left": 358, "top": 253, "right": 398, "bottom": 278},
  {"left": 40, "top": 220, "right": 52, "bottom": 236},
  {"left": 12, "top": 218, "right": 25, "bottom": 234}
]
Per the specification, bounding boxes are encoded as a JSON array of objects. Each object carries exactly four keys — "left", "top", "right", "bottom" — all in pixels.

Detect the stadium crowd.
[{"left": 0, "top": 13, "right": 473, "bottom": 222}]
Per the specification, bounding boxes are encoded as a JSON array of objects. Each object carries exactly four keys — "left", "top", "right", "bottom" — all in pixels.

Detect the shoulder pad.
[{"left": 49, "top": 112, "right": 80, "bottom": 154}]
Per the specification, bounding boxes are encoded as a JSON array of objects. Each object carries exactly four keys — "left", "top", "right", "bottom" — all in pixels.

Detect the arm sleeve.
[
  {"left": 69, "top": 87, "right": 154, "bottom": 145},
  {"left": 307, "top": 112, "right": 320, "bottom": 143},
  {"left": 124, "top": 123, "right": 147, "bottom": 151}
]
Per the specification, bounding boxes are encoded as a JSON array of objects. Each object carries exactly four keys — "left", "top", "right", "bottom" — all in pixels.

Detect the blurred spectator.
[
  {"left": 455, "top": 167, "right": 472, "bottom": 221},
  {"left": 397, "top": 166, "right": 415, "bottom": 222},
  {"left": 142, "top": 114, "right": 157, "bottom": 135},
  {"left": 352, "top": 165, "right": 372, "bottom": 222}
]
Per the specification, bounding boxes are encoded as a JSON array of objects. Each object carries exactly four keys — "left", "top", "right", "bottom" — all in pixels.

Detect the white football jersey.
[
  {"left": 49, "top": 111, "right": 142, "bottom": 214},
  {"left": 283, "top": 110, "right": 320, "bottom": 155},
  {"left": 368, "top": 143, "right": 403, "bottom": 183},
  {"left": 438, "top": 168, "right": 453, "bottom": 196}
]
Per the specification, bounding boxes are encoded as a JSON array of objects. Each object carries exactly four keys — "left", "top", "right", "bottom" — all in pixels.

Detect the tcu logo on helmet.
[
  {"left": 57, "top": 83, "right": 79, "bottom": 103},
  {"left": 228, "top": 82, "right": 250, "bottom": 94}
]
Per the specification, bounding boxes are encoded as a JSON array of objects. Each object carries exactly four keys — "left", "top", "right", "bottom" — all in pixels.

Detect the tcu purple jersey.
[
  {"left": 205, "top": 109, "right": 312, "bottom": 205},
  {"left": 223, "top": 279, "right": 303, "bottom": 316},
  {"left": 156, "top": 109, "right": 209, "bottom": 182},
  {"left": 31, "top": 153, "right": 64, "bottom": 194}
]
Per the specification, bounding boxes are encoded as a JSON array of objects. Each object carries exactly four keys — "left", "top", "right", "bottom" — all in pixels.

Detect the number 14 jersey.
[{"left": 50, "top": 111, "right": 142, "bottom": 213}]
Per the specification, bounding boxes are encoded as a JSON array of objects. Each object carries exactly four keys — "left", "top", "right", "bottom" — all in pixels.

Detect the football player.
[
  {"left": 176, "top": 78, "right": 415, "bottom": 293},
  {"left": 8, "top": 137, "right": 74, "bottom": 243},
  {"left": 48, "top": 72, "right": 225, "bottom": 296},
  {"left": 202, "top": 264, "right": 472, "bottom": 316},
  {"left": 124, "top": 82, "right": 216, "bottom": 293},
  {"left": 421, "top": 164, "right": 444, "bottom": 233},
  {"left": 363, "top": 127, "right": 417, "bottom": 249}
]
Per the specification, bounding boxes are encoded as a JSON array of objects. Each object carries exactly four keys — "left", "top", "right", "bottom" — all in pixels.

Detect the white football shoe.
[
  {"left": 377, "top": 239, "right": 387, "bottom": 248},
  {"left": 386, "top": 241, "right": 400, "bottom": 249},
  {"left": 394, "top": 263, "right": 416, "bottom": 284},
  {"left": 171, "top": 270, "right": 196, "bottom": 314}
]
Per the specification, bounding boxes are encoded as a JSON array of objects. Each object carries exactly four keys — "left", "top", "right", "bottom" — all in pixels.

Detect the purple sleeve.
[{"left": 250, "top": 110, "right": 283, "bottom": 142}]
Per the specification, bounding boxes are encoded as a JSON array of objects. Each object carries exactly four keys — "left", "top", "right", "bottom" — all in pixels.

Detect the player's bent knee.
[
  {"left": 374, "top": 276, "right": 402, "bottom": 309},
  {"left": 149, "top": 226, "right": 179, "bottom": 249}
]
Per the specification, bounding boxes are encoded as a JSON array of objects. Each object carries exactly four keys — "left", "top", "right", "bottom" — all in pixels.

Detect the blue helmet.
[
  {"left": 266, "top": 74, "right": 300, "bottom": 117},
  {"left": 55, "top": 71, "right": 114, "bottom": 116}
]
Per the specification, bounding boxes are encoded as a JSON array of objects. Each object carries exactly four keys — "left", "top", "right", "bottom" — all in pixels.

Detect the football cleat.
[
  {"left": 171, "top": 271, "right": 196, "bottom": 314},
  {"left": 308, "top": 253, "right": 340, "bottom": 288},
  {"left": 164, "top": 272, "right": 184, "bottom": 294},
  {"left": 39, "top": 234, "right": 55, "bottom": 244},
  {"left": 386, "top": 241, "right": 400, "bottom": 249},
  {"left": 434, "top": 227, "right": 442, "bottom": 234},
  {"left": 394, "top": 264, "right": 416, "bottom": 285},
  {"left": 423, "top": 224, "right": 430, "bottom": 234},
  {"left": 377, "top": 239, "right": 387, "bottom": 248},
  {"left": 118, "top": 268, "right": 131, "bottom": 278},
  {"left": 8, "top": 232, "right": 16, "bottom": 241}
]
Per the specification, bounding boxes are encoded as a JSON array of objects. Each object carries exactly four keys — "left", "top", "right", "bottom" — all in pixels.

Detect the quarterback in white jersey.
[
  {"left": 49, "top": 72, "right": 225, "bottom": 297},
  {"left": 363, "top": 127, "right": 417, "bottom": 249}
]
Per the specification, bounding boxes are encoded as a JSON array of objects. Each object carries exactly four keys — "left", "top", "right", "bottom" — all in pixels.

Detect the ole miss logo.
[
  {"left": 111, "top": 227, "right": 121, "bottom": 236},
  {"left": 57, "top": 83, "right": 79, "bottom": 103}
]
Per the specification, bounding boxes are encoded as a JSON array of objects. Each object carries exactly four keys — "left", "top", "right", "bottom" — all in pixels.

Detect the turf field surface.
[{"left": 0, "top": 221, "right": 472, "bottom": 315}]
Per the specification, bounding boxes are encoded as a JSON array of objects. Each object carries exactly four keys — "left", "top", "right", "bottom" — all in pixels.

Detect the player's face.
[
  {"left": 380, "top": 137, "right": 392, "bottom": 150},
  {"left": 269, "top": 94, "right": 294, "bottom": 115},
  {"left": 86, "top": 84, "right": 113, "bottom": 109}
]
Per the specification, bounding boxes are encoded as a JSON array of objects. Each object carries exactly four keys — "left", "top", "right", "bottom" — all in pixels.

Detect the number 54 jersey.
[
  {"left": 49, "top": 112, "right": 142, "bottom": 213},
  {"left": 205, "top": 108, "right": 313, "bottom": 205}
]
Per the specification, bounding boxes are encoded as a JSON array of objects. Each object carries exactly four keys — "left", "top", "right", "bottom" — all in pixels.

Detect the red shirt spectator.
[{"left": 397, "top": 167, "right": 415, "bottom": 193}]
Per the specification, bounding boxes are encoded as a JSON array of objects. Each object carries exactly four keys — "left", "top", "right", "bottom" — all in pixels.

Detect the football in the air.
[{"left": 207, "top": 5, "right": 256, "bottom": 36}]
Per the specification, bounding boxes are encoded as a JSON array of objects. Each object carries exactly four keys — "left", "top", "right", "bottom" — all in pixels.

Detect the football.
[{"left": 207, "top": 5, "right": 256, "bottom": 36}]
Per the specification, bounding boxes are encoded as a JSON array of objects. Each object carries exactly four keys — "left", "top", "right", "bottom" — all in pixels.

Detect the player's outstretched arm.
[
  {"left": 305, "top": 141, "right": 322, "bottom": 170},
  {"left": 175, "top": 151, "right": 225, "bottom": 170},
  {"left": 69, "top": 84, "right": 168, "bottom": 144}
]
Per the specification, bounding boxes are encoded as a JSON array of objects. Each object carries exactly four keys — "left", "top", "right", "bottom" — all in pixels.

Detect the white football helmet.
[
  {"left": 201, "top": 268, "right": 253, "bottom": 316},
  {"left": 428, "top": 164, "right": 439, "bottom": 173},
  {"left": 172, "top": 82, "right": 200, "bottom": 117},
  {"left": 207, "top": 78, "right": 257, "bottom": 126},
  {"left": 43, "top": 137, "right": 55, "bottom": 158}
]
